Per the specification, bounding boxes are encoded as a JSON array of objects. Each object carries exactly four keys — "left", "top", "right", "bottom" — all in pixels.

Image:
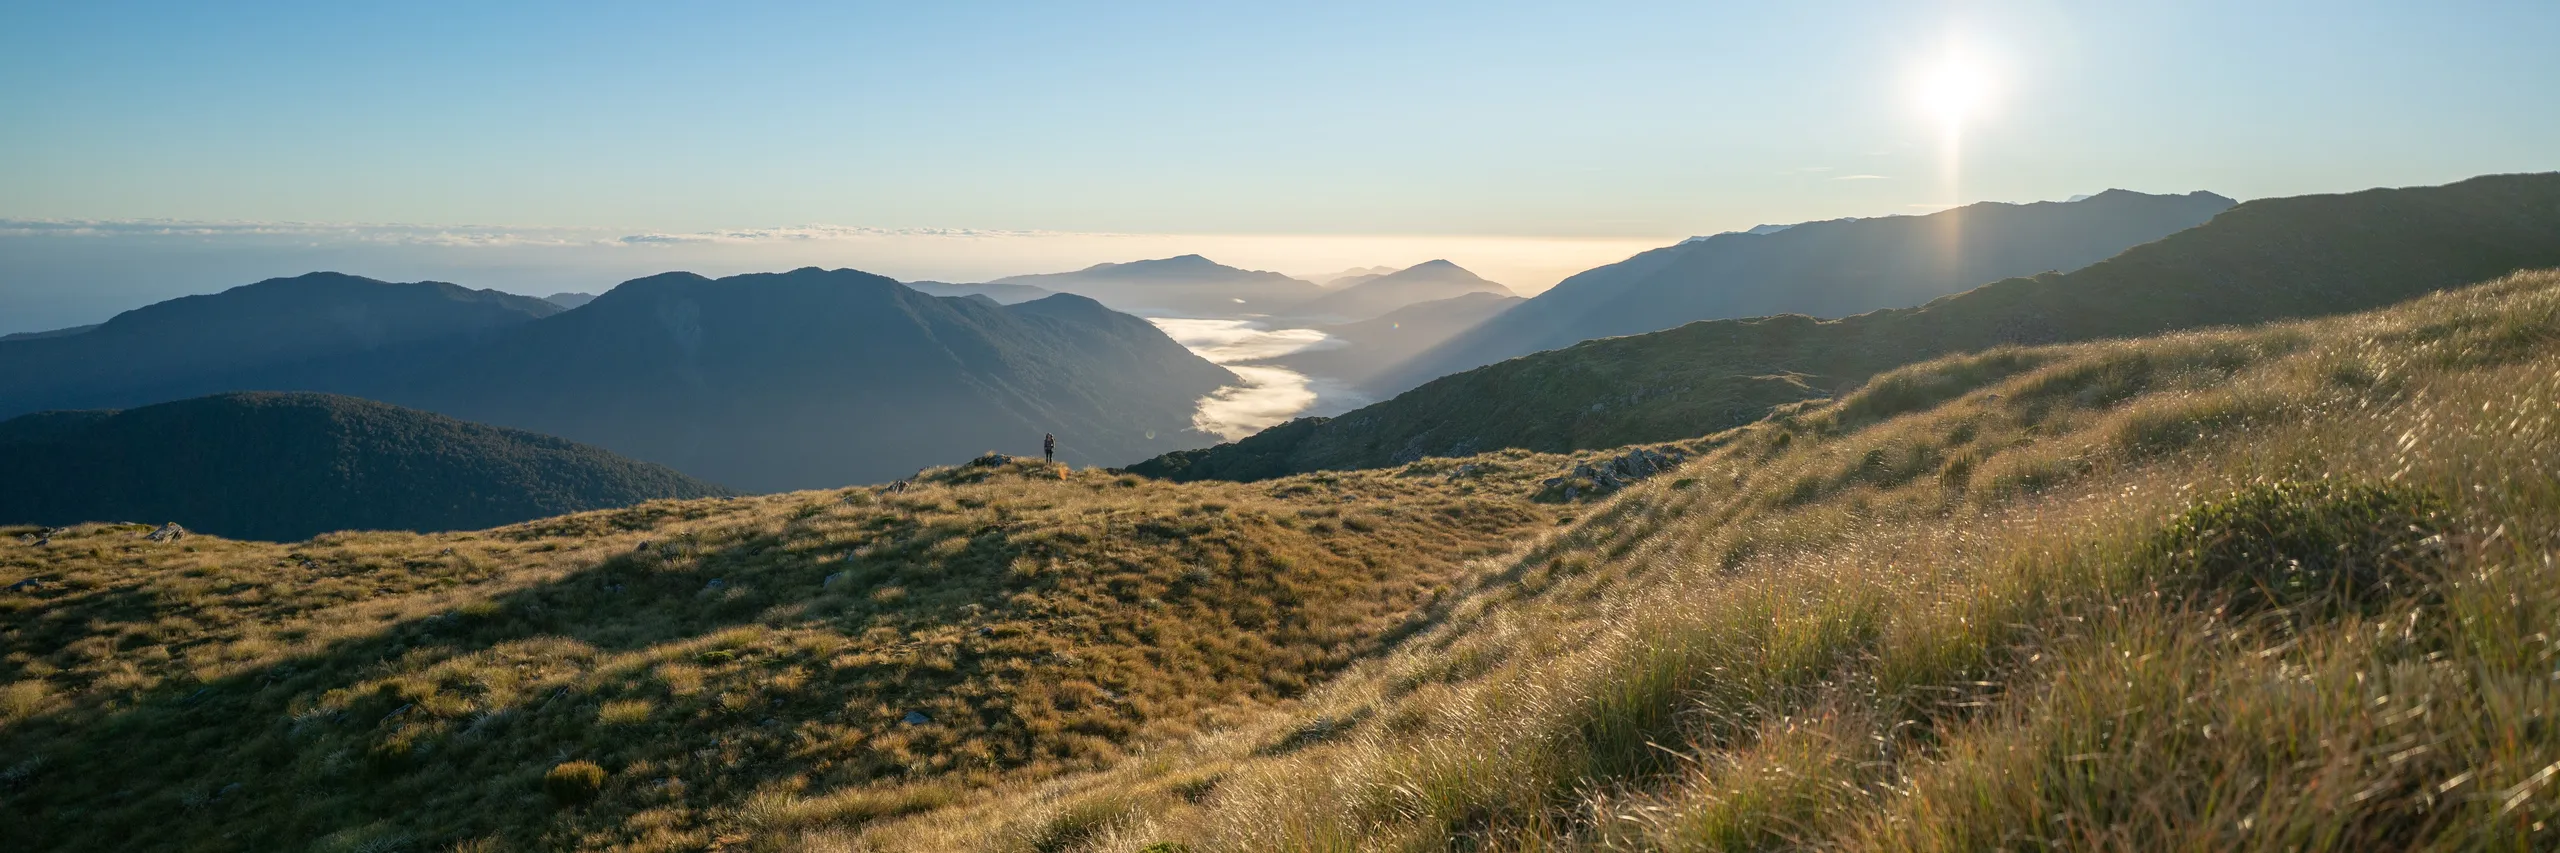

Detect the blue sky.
[{"left": 3, "top": 1, "right": 2557, "bottom": 330}]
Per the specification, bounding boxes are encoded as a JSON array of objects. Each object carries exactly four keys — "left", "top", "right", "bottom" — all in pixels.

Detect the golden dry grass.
[
  {"left": 0, "top": 451, "right": 1582, "bottom": 850},
  {"left": 857, "top": 269, "right": 2560, "bottom": 852}
]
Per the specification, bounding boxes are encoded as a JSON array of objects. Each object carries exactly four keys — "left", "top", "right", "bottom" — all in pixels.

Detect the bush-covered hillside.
[
  {"left": 0, "top": 450, "right": 1572, "bottom": 850},
  {"left": 863, "top": 268, "right": 2560, "bottom": 851},
  {"left": 0, "top": 393, "right": 732, "bottom": 542},
  {"left": 0, "top": 273, "right": 559, "bottom": 420}
]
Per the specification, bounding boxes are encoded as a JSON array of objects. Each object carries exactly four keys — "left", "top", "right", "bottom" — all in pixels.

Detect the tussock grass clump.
[
  {"left": 2159, "top": 478, "right": 2447, "bottom": 615},
  {"left": 547, "top": 761, "right": 609, "bottom": 806}
]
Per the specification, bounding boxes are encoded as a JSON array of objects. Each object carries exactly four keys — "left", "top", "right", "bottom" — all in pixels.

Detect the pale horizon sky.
[{"left": 4, "top": 1, "right": 2558, "bottom": 331}]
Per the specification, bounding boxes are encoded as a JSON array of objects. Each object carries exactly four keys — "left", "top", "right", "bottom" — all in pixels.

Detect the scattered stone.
[
  {"left": 0, "top": 757, "right": 46, "bottom": 790},
  {"left": 822, "top": 571, "right": 849, "bottom": 589},
  {"left": 968, "top": 452, "right": 1014, "bottom": 468},
  {"left": 702, "top": 578, "right": 727, "bottom": 592},
  {"left": 4, "top": 578, "right": 41, "bottom": 593},
  {"left": 1542, "top": 447, "right": 1688, "bottom": 498},
  {"left": 145, "top": 522, "right": 187, "bottom": 542},
  {"left": 635, "top": 540, "right": 653, "bottom": 552},
  {"left": 901, "top": 711, "right": 931, "bottom": 726},
  {"left": 381, "top": 703, "right": 413, "bottom": 724},
  {"left": 217, "top": 782, "right": 243, "bottom": 799}
]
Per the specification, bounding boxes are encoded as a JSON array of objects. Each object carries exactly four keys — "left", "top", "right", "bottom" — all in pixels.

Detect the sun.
[{"left": 1915, "top": 54, "right": 1994, "bottom": 127}]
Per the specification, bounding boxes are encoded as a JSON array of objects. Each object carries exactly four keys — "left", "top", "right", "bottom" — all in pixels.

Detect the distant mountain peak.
[
  {"left": 989, "top": 255, "right": 1317, "bottom": 315},
  {"left": 1283, "top": 259, "right": 1513, "bottom": 322}
]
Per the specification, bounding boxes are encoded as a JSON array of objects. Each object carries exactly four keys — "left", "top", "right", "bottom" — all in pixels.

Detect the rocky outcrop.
[{"left": 1541, "top": 447, "right": 1687, "bottom": 500}]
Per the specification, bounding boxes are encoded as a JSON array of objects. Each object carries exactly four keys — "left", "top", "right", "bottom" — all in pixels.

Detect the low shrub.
[{"left": 544, "top": 761, "right": 608, "bottom": 806}]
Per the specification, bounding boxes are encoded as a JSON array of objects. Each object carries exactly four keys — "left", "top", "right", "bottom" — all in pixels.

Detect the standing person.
[{"left": 1043, "top": 433, "right": 1056, "bottom": 464}]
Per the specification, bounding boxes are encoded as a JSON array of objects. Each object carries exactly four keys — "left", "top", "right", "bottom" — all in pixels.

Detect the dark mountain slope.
[
  {"left": 1258, "top": 291, "right": 1522, "bottom": 390},
  {"left": 285, "top": 268, "right": 1235, "bottom": 491},
  {"left": 1304, "top": 265, "right": 1398, "bottom": 289},
  {"left": 1282, "top": 259, "right": 1515, "bottom": 322},
  {"left": 904, "top": 280, "right": 1054, "bottom": 304},
  {"left": 991, "top": 254, "right": 1320, "bottom": 315},
  {"left": 0, "top": 324, "right": 99, "bottom": 342},
  {"left": 1131, "top": 172, "right": 2560, "bottom": 480},
  {"left": 0, "top": 392, "right": 729, "bottom": 541},
  {"left": 1385, "top": 189, "right": 2235, "bottom": 392},
  {"left": 0, "top": 272, "right": 559, "bottom": 419}
]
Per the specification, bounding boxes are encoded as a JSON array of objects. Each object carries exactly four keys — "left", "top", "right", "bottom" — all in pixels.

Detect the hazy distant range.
[{"left": 0, "top": 220, "right": 1656, "bottom": 336}]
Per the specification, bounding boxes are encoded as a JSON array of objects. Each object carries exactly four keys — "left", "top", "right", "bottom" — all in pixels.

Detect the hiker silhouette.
[{"left": 1043, "top": 433, "right": 1056, "bottom": 463}]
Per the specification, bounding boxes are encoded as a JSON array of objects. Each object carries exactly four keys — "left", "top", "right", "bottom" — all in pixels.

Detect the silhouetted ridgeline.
[
  {"left": 1385, "top": 187, "right": 2236, "bottom": 392},
  {"left": 0, "top": 272, "right": 558, "bottom": 419},
  {"left": 0, "top": 268, "right": 1238, "bottom": 491},
  {"left": 0, "top": 392, "right": 730, "bottom": 541},
  {"left": 317, "top": 268, "right": 1234, "bottom": 491},
  {"left": 1279, "top": 259, "right": 1514, "bottom": 323},
  {"left": 990, "top": 254, "right": 1320, "bottom": 315}
]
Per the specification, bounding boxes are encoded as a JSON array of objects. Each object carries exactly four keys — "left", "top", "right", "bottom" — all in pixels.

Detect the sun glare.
[{"left": 1916, "top": 54, "right": 1994, "bottom": 127}]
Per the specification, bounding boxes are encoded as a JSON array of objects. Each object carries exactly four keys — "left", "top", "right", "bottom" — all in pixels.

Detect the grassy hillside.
[
  {"left": 1136, "top": 172, "right": 2560, "bottom": 481},
  {"left": 9, "top": 266, "right": 2559, "bottom": 851},
  {"left": 0, "top": 392, "right": 732, "bottom": 542},
  {"left": 863, "top": 267, "right": 2560, "bottom": 851},
  {"left": 0, "top": 450, "right": 1574, "bottom": 850}
]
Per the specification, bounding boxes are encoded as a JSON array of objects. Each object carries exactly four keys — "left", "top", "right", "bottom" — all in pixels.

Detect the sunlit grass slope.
[
  {"left": 0, "top": 454, "right": 1575, "bottom": 850},
  {"left": 869, "top": 268, "right": 2560, "bottom": 852}
]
